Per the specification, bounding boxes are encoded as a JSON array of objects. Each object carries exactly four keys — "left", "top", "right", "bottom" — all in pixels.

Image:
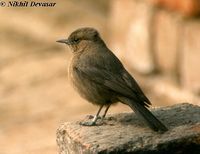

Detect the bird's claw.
[
  {"left": 79, "top": 115, "right": 105, "bottom": 126},
  {"left": 79, "top": 121, "right": 97, "bottom": 126}
]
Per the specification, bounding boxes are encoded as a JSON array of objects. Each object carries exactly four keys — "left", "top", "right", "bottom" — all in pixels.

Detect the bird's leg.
[
  {"left": 102, "top": 105, "right": 110, "bottom": 119},
  {"left": 91, "top": 105, "right": 104, "bottom": 123},
  {"left": 80, "top": 105, "right": 104, "bottom": 126},
  {"left": 97, "top": 105, "right": 111, "bottom": 125}
]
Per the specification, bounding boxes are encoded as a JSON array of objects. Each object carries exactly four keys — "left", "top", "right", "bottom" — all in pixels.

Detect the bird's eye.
[{"left": 74, "top": 38, "right": 79, "bottom": 43}]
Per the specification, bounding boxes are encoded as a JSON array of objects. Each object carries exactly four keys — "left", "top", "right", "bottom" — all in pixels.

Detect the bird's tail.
[{"left": 119, "top": 97, "right": 168, "bottom": 133}]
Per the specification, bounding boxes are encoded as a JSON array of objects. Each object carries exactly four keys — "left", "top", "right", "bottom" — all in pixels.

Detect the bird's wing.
[
  {"left": 74, "top": 65, "right": 149, "bottom": 106},
  {"left": 122, "top": 71, "right": 151, "bottom": 105}
]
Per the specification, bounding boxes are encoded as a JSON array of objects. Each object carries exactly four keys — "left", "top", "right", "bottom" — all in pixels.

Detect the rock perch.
[{"left": 57, "top": 103, "right": 200, "bottom": 154}]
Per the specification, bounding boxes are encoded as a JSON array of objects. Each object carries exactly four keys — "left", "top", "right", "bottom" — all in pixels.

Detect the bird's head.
[{"left": 57, "top": 27, "right": 103, "bottom": 52}]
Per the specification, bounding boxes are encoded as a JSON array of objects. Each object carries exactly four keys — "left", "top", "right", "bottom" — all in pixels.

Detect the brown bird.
[{"left": 57, "top": 27, "right": 168, "bottom": 132}]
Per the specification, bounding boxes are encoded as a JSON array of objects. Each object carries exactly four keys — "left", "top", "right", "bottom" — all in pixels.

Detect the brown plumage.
[{"left": 57, "top": 27, "right": 168, "bottom": 132}]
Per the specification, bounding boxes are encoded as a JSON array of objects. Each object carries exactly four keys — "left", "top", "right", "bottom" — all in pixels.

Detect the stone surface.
[
  {"left": 146, "top": 76, "right": 200, "bottom": 106},
  {"left": 150, "top": 0, "right": 200, "bottom": 16},
  {"left": 57, "top": 103, "right": 200, "bottom": 154},
  {"left": 181, "top": 20, "right": 200, "bottom": 94},
  {"left": 110, "top": 0, "right": 155, "bottom": 74},
  {"left": 125, "top": 0, "right": 155, "bottom": 74},
  {"left": 154, "top": 9, "right": 181, "bottom": 76},
  {"left": 109, "top": 0, "right": 137, "bottom": 59}
]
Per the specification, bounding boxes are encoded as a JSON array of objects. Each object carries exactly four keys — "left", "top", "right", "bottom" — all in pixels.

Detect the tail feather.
[{"left": 119, "top": 97, "right": 168, "bottom": 132}]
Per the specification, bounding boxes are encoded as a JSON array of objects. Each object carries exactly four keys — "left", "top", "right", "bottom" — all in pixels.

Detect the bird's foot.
[
  {"left": 79, "top": 115, "right": 104, "bottom": 126},
  {"left": 79, "top": 121, "right": 97, "bottom": 126}
]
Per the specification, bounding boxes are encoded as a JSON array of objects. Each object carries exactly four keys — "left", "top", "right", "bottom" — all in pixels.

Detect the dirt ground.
[{"left": 0, "top": 1, "right": 172, "bottom": 154}]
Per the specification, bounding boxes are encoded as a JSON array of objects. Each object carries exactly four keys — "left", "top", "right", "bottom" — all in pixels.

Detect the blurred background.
[{"left": 0, "top": 0, "right": 200, "bottom": 153}]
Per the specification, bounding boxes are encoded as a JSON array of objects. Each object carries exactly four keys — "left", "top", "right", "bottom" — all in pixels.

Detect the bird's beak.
[{"left": 56, "top": 39, "right": 70, "bottom": 45}]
